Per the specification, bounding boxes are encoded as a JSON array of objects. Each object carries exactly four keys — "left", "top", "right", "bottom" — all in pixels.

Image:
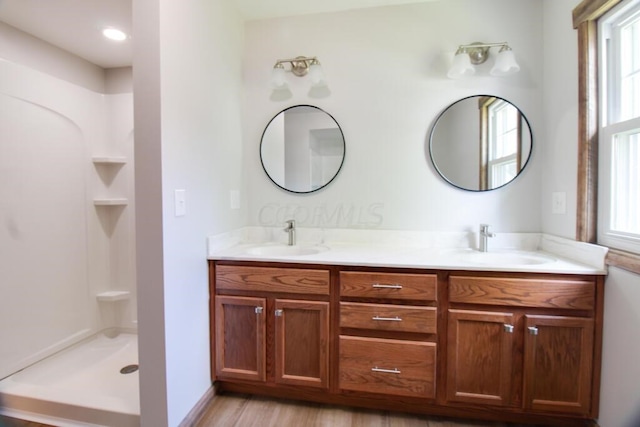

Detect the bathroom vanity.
[{"left": 208, "top": 231, "right": 606, "bottom": 427}]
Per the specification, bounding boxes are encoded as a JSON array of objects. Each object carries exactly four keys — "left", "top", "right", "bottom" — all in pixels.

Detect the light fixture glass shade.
[
  {"left": 490, "top": 49, "right": 520, "bottom": 76},
  {"left": 270, "top": 65, "right": 288, "bottom": 89},
  {"left": 447, "top": 52, "right": 475, "bottom": 79},
  {"left": 308, "top": 62, "right": 327, "bottom": 88}
]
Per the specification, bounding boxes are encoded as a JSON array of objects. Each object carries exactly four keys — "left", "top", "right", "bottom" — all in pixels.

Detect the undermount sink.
[
  {"left": 244, "top": 243, "right": 327, "bottom": 257},
  {"left": 444, "top": 249, "right": 556, "bottom": 266}
]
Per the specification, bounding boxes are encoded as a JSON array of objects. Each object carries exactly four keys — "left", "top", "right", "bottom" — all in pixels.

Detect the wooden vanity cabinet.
[
  {"left": 338, "top": 271, "right": 438, "bottom": 399},
  {"left": 210, "top": 261, "right": 604, "bottom": 426},
  {"left": 447, "top": 274, "right": 599, "bottom": 416},
  {"left": 213, "top": 264, "right": 330, "bottom": 389}
]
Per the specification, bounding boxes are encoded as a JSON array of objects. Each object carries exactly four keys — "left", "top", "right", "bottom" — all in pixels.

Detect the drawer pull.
[
  {"left": 255, "top": 306, "right": 263, "bottom": 314},
  {"left": 275, "top": 309, "right": 283, "bottom": 317},
  {"left": 372, "top": 316, "right": 403, "bottom": 322},
  {"left": 372, "top": 283, "right": 403, "bottom": 289},
  {"left": 371, "top": 367, "right": 401, "bottom": 374},
  {"left": 528, "top": 326, "right": 539, "bottom": 336},
  {"left": 503, "top": 324, "right": 514, "bottom": 333}
]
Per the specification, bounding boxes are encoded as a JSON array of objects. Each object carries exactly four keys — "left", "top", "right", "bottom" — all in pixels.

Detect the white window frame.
[{"left": 598, "top": 0, "right": 640, "bottom": 254}]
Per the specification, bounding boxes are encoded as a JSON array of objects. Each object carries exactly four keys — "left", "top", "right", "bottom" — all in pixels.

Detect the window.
[
  {"left": 487, "top": 99, "right": 521, "bottom": 188},
  {"left": 478, "top": 97, "right": 523, "bottom": 190},
  {"left": 598, "top": 0, "right": 640, "bottom": 254}
]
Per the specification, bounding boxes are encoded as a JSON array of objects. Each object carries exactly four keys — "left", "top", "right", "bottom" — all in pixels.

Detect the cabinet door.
[
  {"left": 215, "top": 295, "right": 266, "bottom": 382},
  {"left": 274, "top": 299, "right": 330, "bottom": 389},
  {"left": 447, "top": 309, "right": 515, "bottom": 406},
  {"left": 524, "top": 315, "right": 594, "bottom": 415}
]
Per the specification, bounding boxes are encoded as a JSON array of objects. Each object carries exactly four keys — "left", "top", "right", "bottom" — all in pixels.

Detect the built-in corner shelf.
[
  {"left": 94, "top": 198, "right": 128, "bottom": 206},
  {"left": 92, "top": 156, "right": 127, "bottom": 165},
  {"left": 96, "top": 291, "right": 131, "bottom": 302}
]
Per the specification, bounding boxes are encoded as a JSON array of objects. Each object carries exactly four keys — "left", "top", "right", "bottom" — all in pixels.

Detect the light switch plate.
[
  {"left": 175, "top": 189, "right": 186, "bottom": 216},
  {"left": 230, "top": 190, "right": 240, "bottom": 210}
]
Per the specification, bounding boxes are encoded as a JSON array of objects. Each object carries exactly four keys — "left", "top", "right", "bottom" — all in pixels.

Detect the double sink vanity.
[
  {"left": 207, "top": 226, "right": 607, "bottom": 426},
  {"left": 208, "top": 94, "right": 606, "bottom": 425}
]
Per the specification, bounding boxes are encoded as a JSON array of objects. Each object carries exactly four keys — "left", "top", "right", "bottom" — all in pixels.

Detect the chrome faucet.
[
  {"left": 479, "top": 224, "right": 496, "bottom": 252},
  {"left": 284, "top": 220, "right": 296, "bottom": 246}
]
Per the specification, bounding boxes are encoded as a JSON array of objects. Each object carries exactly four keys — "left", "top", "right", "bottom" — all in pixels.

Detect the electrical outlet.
[{"left": 552, "top": 192, "right": 566, "bottom": 215}]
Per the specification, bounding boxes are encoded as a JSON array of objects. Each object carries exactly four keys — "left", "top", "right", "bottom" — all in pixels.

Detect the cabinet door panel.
[
  {"left": 215, "top": 295, "right": 266, "bottom": 382},
  {"left": 524, "top": 315, "right": 594, "bottom": 415},
  {"left": 275, "top": 299, "right": 330, "bottom": 389},
  {"left": 447, "top": 309, "right": 515, "bottom": 406}
]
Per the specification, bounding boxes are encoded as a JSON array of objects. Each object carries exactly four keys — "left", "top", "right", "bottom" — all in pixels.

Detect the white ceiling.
[
  {"left": 0, "top": 0, "right": 132, "bottom": 69},
  {"left": 0, "top": 0, "right": 436, "bottom": 69},
  {"left": 233, "top": 0, "right": 437, "bottom": 20}
]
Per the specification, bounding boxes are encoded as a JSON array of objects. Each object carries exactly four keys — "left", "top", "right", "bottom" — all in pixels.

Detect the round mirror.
[
  {"left": 261, "top": 105, "right": 345, "bottom": 193},
  {"left": 429, "top": 95, "right": 532, "bottom": 191}
]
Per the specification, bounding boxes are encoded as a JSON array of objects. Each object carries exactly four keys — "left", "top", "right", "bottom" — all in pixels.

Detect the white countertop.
[{"left": 207, "top": 228, "right": 608, "bottom": 275}]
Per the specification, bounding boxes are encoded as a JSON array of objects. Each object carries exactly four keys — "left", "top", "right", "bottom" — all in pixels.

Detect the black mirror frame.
[{"left": 260, "top": 104, "right": 346, "bottom": 194}]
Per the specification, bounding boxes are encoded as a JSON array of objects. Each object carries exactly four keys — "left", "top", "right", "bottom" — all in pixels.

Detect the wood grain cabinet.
[
  {"left": 215, "top": 295, "right": 266, "bottom": 382},
  {"left": 339, "top": 271, "right": 438, "bottom": 399},
  {"left": 210, "top": 261, "right": 604, "bottom": 426},
  {"left": 447, "top": 274, "right": 599, "bottom": 416},
  {"left": 213, "top": 265, "right": 330, "bottom": 389}
]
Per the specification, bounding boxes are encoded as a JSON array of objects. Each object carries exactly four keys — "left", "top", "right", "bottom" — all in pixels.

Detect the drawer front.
[
  {"left": 449, "top": 276, "right": 595, "bottom": 310},
  {"left": 216, "top": 265, "right": 330, "bottom": 295},
  {"left": 339, "top": 336, "right": 436, "bottom": 398},
  {"left": 340, "top": 272, "right": 437, "bottom": 301},
  {"left": 340, "top": 302, "right": 437, "bottom": 334}
]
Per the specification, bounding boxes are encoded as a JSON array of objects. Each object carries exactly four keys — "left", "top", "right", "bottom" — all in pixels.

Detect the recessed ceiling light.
[{"left": 102, "top": 28, "right": 128, "bottom": 42}]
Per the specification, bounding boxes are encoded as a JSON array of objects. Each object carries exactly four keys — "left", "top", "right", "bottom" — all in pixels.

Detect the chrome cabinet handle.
[
  {"left": 372, "top": 283, "right": 403, "bottom": 289},
  {"left": 528, "top": 326, "right": 539, "bottom": 336},
  {"left": 372, "top": 316, "right": 402, "bottom": 322},
  {"left": 371, "top": 367, "right": 401, "bottom": 374},
  {"left": 503, "top": 324, "right": 514, "bottom": 333},
  {"left": 274, "top": 309, "right": 283, "bottom": 317},
  {"left": 254, "top": 306, "right": 263, "bottom": 314}
]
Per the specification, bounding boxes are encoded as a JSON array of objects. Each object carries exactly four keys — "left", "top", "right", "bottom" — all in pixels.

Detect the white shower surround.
[
  {"left": 0, "top": 58, "right": 136, "bottom": 380},
  {"left": 0, "top": 331, "right": 139, "bottom": 426}
]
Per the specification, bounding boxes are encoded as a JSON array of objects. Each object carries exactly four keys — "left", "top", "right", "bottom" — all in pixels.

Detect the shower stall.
[{"left": 0, "top": 52, "right": 139, "bottom": 426}]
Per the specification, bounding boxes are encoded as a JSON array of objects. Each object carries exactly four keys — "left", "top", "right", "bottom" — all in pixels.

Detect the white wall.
[
  {"left": 542, "top": 2, "right": 640, "bottom": 426},
  {"left": 0, "top": 22, "right": 105, "bottom": 92},
  {"left": 541, "top": 0, "right": 579, "bottom": 238},
  {"left": 133, "top": 0, "right": 245, "bottom": 425},
  {"left": 243, "top": 0, "right": 543, "bottom": 233}
]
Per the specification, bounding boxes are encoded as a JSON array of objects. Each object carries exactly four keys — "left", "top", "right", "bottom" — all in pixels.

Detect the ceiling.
[{"left": 0, "top": 0, "right": 436, "bottom": 69}]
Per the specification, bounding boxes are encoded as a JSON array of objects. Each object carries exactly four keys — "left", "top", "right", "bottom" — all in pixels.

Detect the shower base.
[{"left": 0, "top": 331, "right": 139, "bottom": 427}]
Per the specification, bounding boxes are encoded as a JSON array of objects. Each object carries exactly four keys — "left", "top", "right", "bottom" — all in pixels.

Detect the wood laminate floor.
[
  {"left": 195, "top": 393, "right": 547, "bottom": 427},
  {"left": 0, "top": 416, "right": 53, "bottom": 427},
  {"left": 0, "top": 394, "right": 553, "bottom": 427}
]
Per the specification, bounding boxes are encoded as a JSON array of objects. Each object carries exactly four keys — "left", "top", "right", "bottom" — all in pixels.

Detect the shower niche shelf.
[
  {"left": 96, "top": 291, "right": 131, "bottom": 302},
  {"left": 92, "top": 156, "right": 127, "bottom": 165},
  {"left": 93, "top": 198, "right": 128, "bottom": 206}
]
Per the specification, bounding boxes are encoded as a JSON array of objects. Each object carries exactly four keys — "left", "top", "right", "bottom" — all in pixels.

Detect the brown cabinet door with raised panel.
[
  {"left": 274, "top": 299, "right": 330, "bottom": 389},
  {"left": 447, "top": 309, "right": 515, "bottom": 406},
  {"left": 523, "top": 315, "right": 594, "bottom": 415},
  {"left": 215, "top": 295, "right": 266, "bottom": 382}
]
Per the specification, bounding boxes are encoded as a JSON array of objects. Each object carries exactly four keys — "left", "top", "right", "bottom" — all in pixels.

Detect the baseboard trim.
[{"left": 178, "top": 384, "right": 217, "bottom": 427}]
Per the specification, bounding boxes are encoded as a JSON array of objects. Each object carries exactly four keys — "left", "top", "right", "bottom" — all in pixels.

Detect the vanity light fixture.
[
  {"left": 270, "top": 56, "right": 329, "bottom": 99},
  {"left": 447, "top": 42, "right": 520, "bottom": 79}
]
